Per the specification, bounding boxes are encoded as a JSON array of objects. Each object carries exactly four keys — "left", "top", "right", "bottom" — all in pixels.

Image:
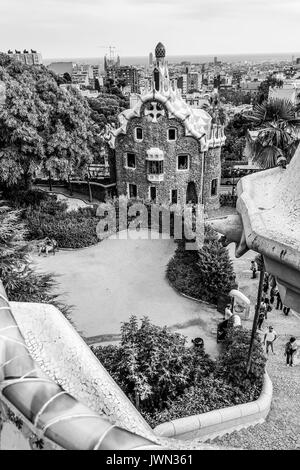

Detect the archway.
[{"left": 186, "top": 181, "right": 198, "bottom": 204}]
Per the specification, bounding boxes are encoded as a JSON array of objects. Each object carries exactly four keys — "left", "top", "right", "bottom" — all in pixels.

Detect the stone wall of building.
[
  {"left": 202, "top": 146, "right": 222, "bottom": 211},
  {"left": 115, "top": 99, "right": 221, "bottom": 209}
]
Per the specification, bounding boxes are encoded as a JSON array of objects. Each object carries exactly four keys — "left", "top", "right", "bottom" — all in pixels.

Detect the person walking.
[
  {"left": 257, "top": 310, "right": 265, "bottom": 330},
  {"left": 275, "top": 290, "right": 283, "bottom": 310},
  {"left": 285, "top": 337, "right": 298, "bottom": 367},
  {"left": 250, "top": 260, "right": 258, "bottom": 279},
  {"left": 263, "top": 326, "right": 277, "bottom": 355}
]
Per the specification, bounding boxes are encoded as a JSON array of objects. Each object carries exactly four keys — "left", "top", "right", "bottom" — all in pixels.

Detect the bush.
[
  {"left": 217, "top": 327, "right": 266, "bottom": 393},
  {"left": 92, "top": 316, "right": 215, "bottom": 413},
  {"left": 3, "top": 187, "right": 50, "bottom": 208},
  {"left": 144, "top": 377, "right": 243, "bottom": 428},
  {"left": 219, "top": 192, "right": 237, "bottom": 207},
  {"left": 167, "top": 228, "right": 236, "bottom": 304},
  {"left": 22, "top": 194, "right": 99, "bottom": 248},
  {"left": 92, "top": 318, "right": 265, "bottom": 428}
]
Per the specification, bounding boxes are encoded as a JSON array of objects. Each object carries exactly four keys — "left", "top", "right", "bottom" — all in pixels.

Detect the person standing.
[
  {"left": 263, "top": 326, "right": 277, "bottom": 355},
  {"left": 250, "top": 260, "right": 258, "bottom": 279},
  {"left": 285, "top": 337, "right": 298, "bottom": 367},
  {"left": 283, "top": 306, "right": 290, "bottom": 316},
  {"left": 224, "top": 304, "right": 233, "bottom": 320}
]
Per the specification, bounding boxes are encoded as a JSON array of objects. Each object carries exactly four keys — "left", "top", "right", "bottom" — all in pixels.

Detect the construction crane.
[{"left": 98, "top": 45, "right": 116, "bottom": 61}]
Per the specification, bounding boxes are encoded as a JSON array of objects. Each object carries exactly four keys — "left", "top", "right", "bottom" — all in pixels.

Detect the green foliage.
[
  {"left": 0, "top": 199, "right": 70, "bottom": 317},
  {"left": 93, "top": 316, "right": 214, "bottom": 413},
  {"left": 167, "top": 228, "right": 236, "bottom": 304},
  {"left": 244, "top": 98, "right": 300, "bottom": 168},
  {"left": 217, "top": 327, "right": 266, "bottom": 392},
  {"left": 0, "top": 53, "right": 94, "bottom": 188},
  {"left": 144, "top": 378, "right": 243, "bottom": 428},
  {"left": 257, "top": 75, "right": 284, "bottom": 103},
  {"left": 219, "top": 192, "right": 237, "bottom": 207},
  {"left": 93, "top": 318, "right": 265, "bottom": 428},
  {"left": 88, "top": 92, "right": 129, "bottom": 130},
  {"left": 23, "top": 195, "right": 99, "bottom": 249},
  {"left": 222, "top": 113, "right": 250, "bottom": 162},
  {"left": 219, "top": 89, "right": 252, "bottom": 106}
]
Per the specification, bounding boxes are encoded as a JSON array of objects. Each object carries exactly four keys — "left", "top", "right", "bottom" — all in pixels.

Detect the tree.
[
  {"left": 222, "top": 113, "right": 250, "bottom": 162},
  {"left": 0, "top": 198, "right": 70, "bottom": 316},
  {"left": 196, "top": 236, "right": 236, "bottom": 304},
  {"left": 0, "top": 53, "right": 94, "bottom": 189},
  {"left": 257, "top": 75, "right": 284, "bottom": 103},
  {"left": 167, "top": 228, "right": 237, "bottom": 304},
  {"left": 245, "top": 98, "right": 300, "bottom": 168}
]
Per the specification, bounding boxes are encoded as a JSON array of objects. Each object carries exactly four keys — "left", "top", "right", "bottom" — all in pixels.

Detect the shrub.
[
  {"left": 217, "top": 327, "right": 266, "bottom": 393},
  {"left": 92, "top": 316, "right": 215, "bottom": 413},
  {"left": 22, "top": 194, "right": 99, "bottom": 248},
  {"left": 219, "top": 192, "right": 237, "bottom": 207},
  {"left": 3, "top": 188, "right": 50, "bottom": 208},
  {"left": 92, "top": 318, "right": 265, "bottom": 428},
  {"left": 167, "top": 228, "right": 236, "bottom": 304},
  {"left": 144, "top": 377, "right": 242, "bottom": 428}
]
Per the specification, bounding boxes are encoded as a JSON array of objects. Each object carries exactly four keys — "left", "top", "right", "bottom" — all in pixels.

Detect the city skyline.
[{"left": 0, "top": 0, "right": 299, "bottom": 59}]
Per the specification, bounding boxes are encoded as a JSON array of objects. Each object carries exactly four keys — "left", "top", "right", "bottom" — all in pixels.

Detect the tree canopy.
[
  {"left": 244, "top": 98, "right": 300, "bottom": 168},
  {"left": 0, "top": 53, "right": 95, "bottom": 188}
]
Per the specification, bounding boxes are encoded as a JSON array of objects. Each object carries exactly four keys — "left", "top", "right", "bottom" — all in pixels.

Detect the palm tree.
[{"left": 245, "top": 98, "right": 300, "bottom": 169}]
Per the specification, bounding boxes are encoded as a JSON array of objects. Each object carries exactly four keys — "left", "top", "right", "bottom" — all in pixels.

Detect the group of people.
[
  {"left": 263, "top": 327, "right": 297, "bottom": 366},
  {"left": 38, "top": 237, "right": 58, "bottom": 256},
  {"left": 252, "top": 270, "right": 298, "bottom": 367}
]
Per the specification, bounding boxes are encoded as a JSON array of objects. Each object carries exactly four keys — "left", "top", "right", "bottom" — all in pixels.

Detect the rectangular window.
[
  {"left": 128, "top": 183, "right": 137, "bottom": 198},
  {"left": 135, "top": 128, "right": 143, "bottom": 141},
  {"left": 150, "top": 186, "right": 156, "bottom": 202},
  {"left": 148, "top": 160, "right": 164, "bottom": 174},
  {"left": 211, "top": 178, "right": 218, "bottom": 196},
  {"left": 171, "top": 189, "right": 178, "bottom": 204},
  {"left": 168, "top": 128, "right": 177, "bottom": 141},
  {"left": 126, "top": 153, "right": 136, "bottom": 169},
  {"left": 177, "top": 155, "right": 189, "bottom": 171}
]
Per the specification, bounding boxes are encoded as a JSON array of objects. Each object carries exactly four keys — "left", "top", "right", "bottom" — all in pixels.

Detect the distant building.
[
  {"left": 116, "top": 66, "right": 139, "bottom": 93},
  {"left": 48, "top": 62, "right": 73, "bottom": 76},
  {"left": 7, "top": 49, "right": 42, "bottom": 65},
  {"left": 104, "top": 53, "right": 120, "bottom": 80}
]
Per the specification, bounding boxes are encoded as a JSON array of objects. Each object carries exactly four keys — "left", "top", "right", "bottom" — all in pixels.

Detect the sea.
[{"left": 43, "top": 53, "right": 300, "bottom": 67}]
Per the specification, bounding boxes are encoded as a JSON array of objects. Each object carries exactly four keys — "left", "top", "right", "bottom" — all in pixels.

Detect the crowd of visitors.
[{"left": 247, "top": 265, "right": 299, "bottom": 367}]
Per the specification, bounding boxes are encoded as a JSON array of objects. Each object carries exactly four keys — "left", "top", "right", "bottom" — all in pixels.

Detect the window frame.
[
  {"left": 177, "top": 154, "right": 190, "bottom": 171},
  {"left": 125, "top": 152, "right": 136, "bottom": 170},
  {"left": 170, "top": 189, "right": 178, "bottom": 204},
  {"left": 149, "top": 186, "right": 157, "bottom": 202},
  {"left": 135, "top": 127, "right": 143, "bottom": 142},
  {"left": 127, "top": 182, "right": 137, "bottom": 199},
  {"left": 211, "top": 178, "right": 218, "bottom": 196},
  {"left": 167, "top": 128, "right": 177, "bottom": 142}
]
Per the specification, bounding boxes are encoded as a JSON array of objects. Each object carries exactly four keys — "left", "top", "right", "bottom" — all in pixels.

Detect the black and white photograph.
[{"left": 0, "top": 0, "right": 299, "bottom": 456}]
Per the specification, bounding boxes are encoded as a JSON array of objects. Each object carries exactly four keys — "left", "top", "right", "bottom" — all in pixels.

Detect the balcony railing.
[{"left": 147, "top": 174, "right": 164, "bottom": 182}]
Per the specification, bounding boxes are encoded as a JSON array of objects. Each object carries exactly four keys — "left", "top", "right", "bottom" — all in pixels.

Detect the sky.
[{"left": 0, "top": 0, "right": 299, "bottom": 59}]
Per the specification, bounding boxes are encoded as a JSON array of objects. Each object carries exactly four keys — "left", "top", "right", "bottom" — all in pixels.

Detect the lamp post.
[{"left": 246, "top": 260, "right": 265, "bottom": 375}]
